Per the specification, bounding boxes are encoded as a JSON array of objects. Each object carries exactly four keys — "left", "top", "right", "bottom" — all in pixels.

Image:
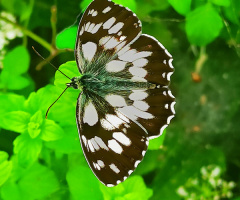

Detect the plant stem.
[{"left": 195, "top": 46, "right": 208, "bottom": 73}]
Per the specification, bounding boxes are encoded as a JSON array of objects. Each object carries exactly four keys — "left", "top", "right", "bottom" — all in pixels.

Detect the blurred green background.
[{"left": 0, "top": 0, "right": 239, "bottom": 199}]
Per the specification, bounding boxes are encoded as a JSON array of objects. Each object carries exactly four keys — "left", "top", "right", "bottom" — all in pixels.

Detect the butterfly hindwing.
[
  {"left": 76, "top": 93, "right": 148, "bottom": 186},
  {"left": 75, "top": 0, "right": 142, "bottom": 74}
]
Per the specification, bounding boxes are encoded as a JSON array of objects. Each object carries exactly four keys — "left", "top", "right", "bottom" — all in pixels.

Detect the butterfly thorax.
[{"left": 68, "top": 73, "right": 156, "bottom": 95}]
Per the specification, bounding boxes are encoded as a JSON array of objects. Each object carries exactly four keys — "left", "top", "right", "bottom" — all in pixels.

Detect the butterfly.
[{"left": 66, "top": 0, "right": 175, "bottom": 187}]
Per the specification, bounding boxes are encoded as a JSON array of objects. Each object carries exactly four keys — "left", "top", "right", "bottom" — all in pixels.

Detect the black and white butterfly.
[{"left": 67, "top": 0, "right": 175, "bottom": 187}]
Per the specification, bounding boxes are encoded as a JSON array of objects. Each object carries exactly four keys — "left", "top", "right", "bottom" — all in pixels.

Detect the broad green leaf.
[
  {"left": 148, "top": 130, "right": 166, "bottom": 150},
  {"left": 13, "top": 134, "right": 42, "bottom": 167},
  {"left": 185, "top": 3, "right": 223, "bottom": 46},
  {"left": 168, "top": 0, "right": 191, "bottom": 16},
  {"left": 0, "top": 72, "right": 31, "bottom": 90},
  {"left": 0, "top": 111, "right": 30, "bottom": 133},
  {"left": 30, "top": 110, "right": 43, "bottom": 125},
  {"left": 66, "top": 165, "right": 103, "bottom": 200},
  {"left": 18, "top": 163, "right": 59, "bottom": 199},
  {"left": 136, "top": 0, "right": 170, "bottom": 18},
  {"left": 0, "top": 152, "right": 12, "bottom": 186},
  {"left": 0, "top": 93, "right": 25, "bottom": 115},
  {"left": 210, "top": 0, "right": 230, "bottom": 6},
  {"left": 56, "top": 26, "right": 78, "bottom": 50},
  {"left": 100, "top": 176, "right": 153, "bottom": 200},
  {"left": 41, "top": 119, "right": 64, "bottom": 141},
  {"left": 223, "top": 0, "right": 240, "bottom": 24},
  {"left": 1, "top": 181, "right": 22, "bottom": 200},
  {"left": 3, "top": 46, "right": 29, "bottom": 75},
  {"left": 24, "top": 85, "right": 59, "bottom": 114},
  {"left": 46, "top": 125, "right": 81, "bottom": 153},
  {"left": 54, "top": 61, "right": 81, "bottom": 90}
]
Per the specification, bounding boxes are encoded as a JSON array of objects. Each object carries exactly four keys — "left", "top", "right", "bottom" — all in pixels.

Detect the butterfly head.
[{"left": 66, "top": 77, "right": 81, "bottom": 89}]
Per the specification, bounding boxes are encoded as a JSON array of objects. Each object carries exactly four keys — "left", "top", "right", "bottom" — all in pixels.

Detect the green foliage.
[
  {"left": 0, "top": 46, "right": 31, "bottom": 90},
  {"left": 56, "top": 26, "right": 78, "bottom": 50},
  {"left": 186, "top": 3, "right": 223, "bottom": 46},
  {"left": 168, "top": 0, "right": 191, "bottom": 16},
  {"left": 100, "top": 176, "right": 153, "bottom": 200},
  {"left": 0, "top": 0, "right": 240, "bottom": 199}
]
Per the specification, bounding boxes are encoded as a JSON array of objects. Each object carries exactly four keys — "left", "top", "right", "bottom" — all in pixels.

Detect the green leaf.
[
  {"left": 168, "top": 0, "right": 191, "bottom": 16},
  {"left": 25, "top": 85, "right": 59, "bottom": 114},
  {"left": 40, "top": 119, "right": 64, "bottom": 141},
  {"left": 46, "top": 125, "right": 81, "bottom": 153},
  {"left": 0, "top": 152, "right": 12, "bottom": 187},
  {"left": 13, "top": 134, "right": 42, "bottom": 167},
  {"left": 18, "top": 163, "right": 59, "bottom": 199},
  {"left": 0, "top": 111, "right": 31, "bottom": 133},
  {"left": 209, "top": 0, "right": 230, "bottom": 6},
  {"left": 1, "top": 181, "right": 22, "bottom": 200},
  {"left": 56, "top": 26, "right": 78, "bottom": 50},
  {"left": 136, "top": 0, "right": 170, "bottom": 18},
  {"left": 0, "top": 93, "right": 25, "bottom": 115},
  {"left": 0, "top": 71, "right": 31, "bottom": 90},
  {"left": 185, "top": 3, "right": 223, "bottom": 46},
  {"left": 100, "top": 176, "right": 153, "bottom": 200},
  {"left": 148, "top": 130, "right": 166, "bottom": 150},
  {"left": 28, "top": 111, "right": 43, "bottom": 138},
  {"left": 66, "top": 165, "right": 103, "bottom": 200},
  {"left": 54, "top": 61, "right": 81, "bottom": 90},
  {"left": 3, "top": 46, "right": 30, "bottom": 75}
]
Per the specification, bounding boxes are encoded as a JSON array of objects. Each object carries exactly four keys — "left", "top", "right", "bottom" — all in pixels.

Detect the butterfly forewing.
[
  {"left": 75, "top": 0, "right": 142, "bottom": 74},
  {"left": 76, "top": 93, "right": 148, "bottom": 186}
]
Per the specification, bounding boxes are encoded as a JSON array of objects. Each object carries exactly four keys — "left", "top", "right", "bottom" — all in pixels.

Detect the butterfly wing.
[
  {"left": 104, "top": 34, "right": 176, "bottom": 138},
  {"left": 75, "top": 0, "right": 141, "bottom": 74},
  {"left": 76, "top": 92, "right": 148, "bottom": 186}
]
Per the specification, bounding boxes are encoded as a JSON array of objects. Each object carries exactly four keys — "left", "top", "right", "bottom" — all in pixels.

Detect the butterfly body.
[{"left": 70, "top": 0, "right": 175, "bottom": 187}]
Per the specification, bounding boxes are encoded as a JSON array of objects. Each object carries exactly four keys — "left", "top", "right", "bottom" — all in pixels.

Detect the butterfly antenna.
[
  {"left": 45, "top": 86, "right": 69, "bottom": 119},
  {"left": 32, "top": 46, "right": 71, "bottom": 80}
]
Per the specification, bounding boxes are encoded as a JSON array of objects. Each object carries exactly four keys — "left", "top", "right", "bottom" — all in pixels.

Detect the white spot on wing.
[
  {"left": 102, "top": 6, "right": 111, "bottom": 13},
  {"left": 119, "top": 49, "right": 137, "bottom": 62},
  {"left": 88, "top": 140, "right": 95, "bottom": 152},
  {"left": 91, "top": 23, "right": 102, "bottom": 34},
  {"left": 105, "top": 114, "right": 124, "bottom": 128},
  {"left": 106, "top": 60, "right": 127, "bottom": 72},
  {"left": 99, "top": 36, "right": 111, "bottom": 46},
  {"left": 129, "top": 67, "right": 147, "bottom": 77},
  {"left": 113, "top": 132, "right": 131, "bottom": 146},
  {"left": 109, "top": 163, "right": 120, "bottom": 173},
  {"left": 81, "top": 135, "right": 87, "bottom": 146},
  {"left": 95, "top": 136, "right": 109, "bottom": 150},
  {"left": 82, "top": 42, "right": 97, "bottom": 62},
  {"left": 108, "top": 22, "right": 124, "bottom": 34},
  {"left": 97, "top": 160, "right": 105, "bottom": 168},
  {"left": 106, "top": 94, "right": 127, "bottom": 107},
  {"left": 104, "top": 37, "right": 120, "bottom": 49},
  {"left": 119, "top": 106, "right": 154, "bottom": 120},
  {"left": 133, "top": 101, "right": 149, "bottom": 111},
  {"left": 100, "top": 119, "right": 115, "bottom": 130},
  {"left": 129, "top": 91, "right": 148, "bottom": 101},
  {"left": 116, "top": 111, "right": 130, "bottom": 123},
  {"left": 108, "top": 139, "right": 123, "bottom": 154},
  {"left": 92, "top": 11, "right": 98, "bottom": 17},
  {"left": 83, "top": 102, "right": 98, "bottom": 126},
  {"left": 133, "top": 58, "right": 148, "bottom": 67},
  {"left": 103, "top": 17, "right": 116, "bottom": 29}
]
